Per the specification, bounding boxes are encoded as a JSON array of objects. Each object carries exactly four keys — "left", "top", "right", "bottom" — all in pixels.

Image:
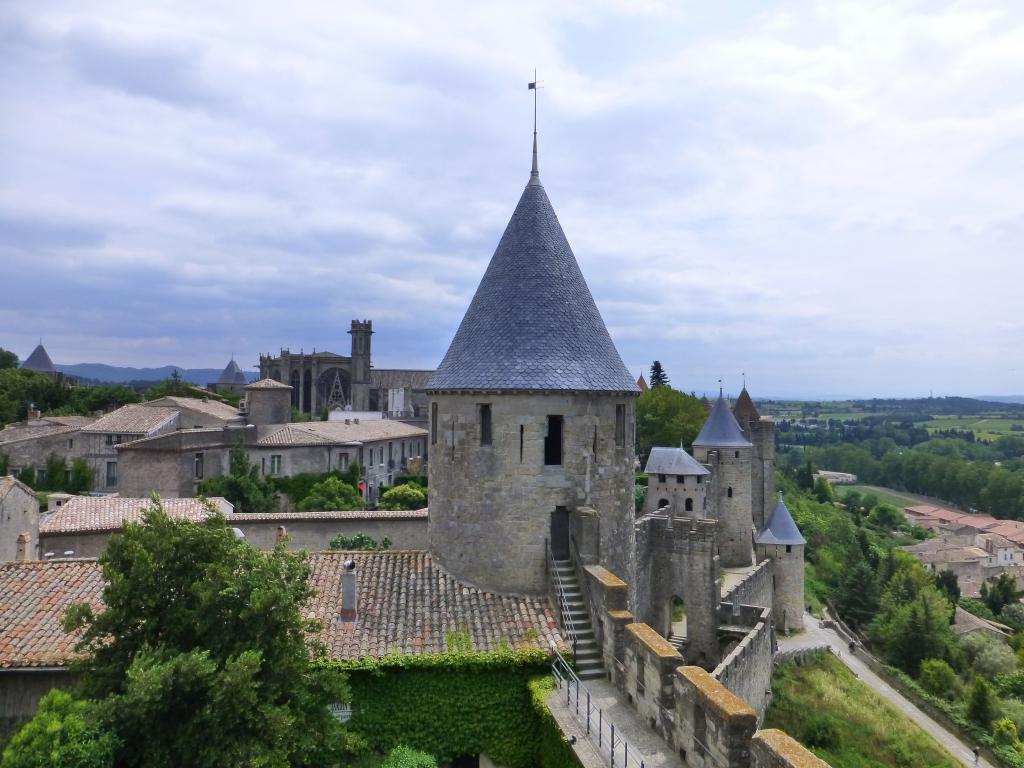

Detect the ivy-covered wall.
[{"left": 334, "top": 649, "right": 579, "bottom": 768}]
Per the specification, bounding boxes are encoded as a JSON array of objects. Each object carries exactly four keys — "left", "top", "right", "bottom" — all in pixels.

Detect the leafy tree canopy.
[
  {"left": 297, "top": 476, "right": 363, "bottom": 512},
  {"left": 329, "top": 532, "right": 391, "bottom": 551},
  {"left": 636, "top": 386, "right": 705, "bottom": 462},
  {"left": 379, "top": 483, "right": 427, "bottom": 511},
  {"left": 0, "top": 690, "right": 117, "bottom": 768},
  {"left": 58, "top": 499, "right": 351, "bottom": 766},
  {"left": 197, "top": 443, "right": 278, "bottom": 513},
  {"left": 0, "top": 348, "right": 18, "bottom": 370}
]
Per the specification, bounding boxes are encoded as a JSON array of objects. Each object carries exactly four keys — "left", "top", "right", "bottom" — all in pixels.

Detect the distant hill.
[
  {"left": 977, "top": 395, "right": 1024, "bottom": 405},
  {"left": 56, "top": 363, "right": 258, "bottom": 386}
]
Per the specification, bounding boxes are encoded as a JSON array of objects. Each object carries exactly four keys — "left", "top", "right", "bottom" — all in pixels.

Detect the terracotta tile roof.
[
  {"left": 245, "top": 378, "right": 292, "bottom": 390},
  {"left": 145, "top": 396, "right": 240, "bottom": 421},
  {"left": 985, "top": 521, "right": 1024, "bottom": 540},
  {"left": 40, "top": 496, "right": 232, "bottom": 534},
  {"left": 229, "top": 508, "right": 427, "bottom": 522},
  {"left": 0, "top": 551, "right": 562, "bottom": 668},
  {"left": 0, "top": 559, "right": 104, "bottom": 668},
  {"left": 310, "top": 551, "right": 560, "bottom": 658},
  {"left": 82, "top": 405, "right": 178, "bottom": 435},
  {"left": 257, "top": 420, "right": 427, "bottom": 447},
  {"left": 0, "top": 421, "right": 85, "bottom": 446},
  {"left": 41, "top": 416, "right": 97, "bottom": 428}
]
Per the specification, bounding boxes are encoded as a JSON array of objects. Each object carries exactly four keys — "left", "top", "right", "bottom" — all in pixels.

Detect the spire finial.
[
  {"left": 742, "top": 371, "right": 746, "bottom": 389},
  {"left": 528, "top": 70, "right": 540, "bottom": 184},
  {"left": 718, "top": 378, "right": 723, "bottom": 398}
]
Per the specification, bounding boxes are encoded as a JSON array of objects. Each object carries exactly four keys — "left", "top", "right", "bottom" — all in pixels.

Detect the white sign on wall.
[{"left": 328, "top": 702, "right": 352, "bottom": 723}]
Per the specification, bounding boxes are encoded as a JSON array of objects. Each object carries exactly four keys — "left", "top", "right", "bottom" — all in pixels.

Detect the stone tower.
[
  {"left": 755, "top": 495, "right": 806, "bottom": 634},
  {"left": 426, "top": 137, "right": 640, "bottom": 595},
  {"left": 348, "top": 320, "right": 372, "bottom": 411},
  {"left": 732, "top": 387, "right": 776, "bottom": 530},
  {"left": 642, "top": 447, "right": 710, "bottom": 517},
  {"left": 244, "top": 378, "right": 292, "bottom": 426},
  {"left": 692, "top": 392, "right": 754, "bottom": 568}
]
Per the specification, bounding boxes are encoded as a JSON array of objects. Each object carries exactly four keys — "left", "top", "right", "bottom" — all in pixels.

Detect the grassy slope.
[
  {"left": 765, "top": 654, "right": 959, "bottom": 768},
  {"left": 841, "top": 484, "right": 938, "bottom": 510}
]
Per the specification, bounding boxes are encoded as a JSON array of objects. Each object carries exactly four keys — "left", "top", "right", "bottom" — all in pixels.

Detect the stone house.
[
  {"left": 0, "top": 416, "right": 97, "bottom": 481},
  {"left": 0, "top": 477, "right": 38, "bottom": 562}
]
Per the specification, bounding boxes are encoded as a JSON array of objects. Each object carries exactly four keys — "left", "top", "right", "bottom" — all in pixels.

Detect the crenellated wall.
[
  {"left": 721, "top": 557, "right": 773, "bottom": 608},
  {"left": 714, "top": 604, "right": 774, "bottom": 720},
  {"left": 576, "top": 560, "right": 830, "bottom": 767}
]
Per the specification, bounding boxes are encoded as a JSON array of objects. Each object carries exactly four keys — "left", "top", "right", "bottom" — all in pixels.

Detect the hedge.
[{"left": 333, "top": 649, "right": 579, "bottom": 768}]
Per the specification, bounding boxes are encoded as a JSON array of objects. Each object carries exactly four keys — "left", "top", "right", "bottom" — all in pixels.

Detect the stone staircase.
[
  {"left": 551, "top": 558, "right": 605, "bottom": 680},
  {"left": 668, "top": 632, "right": 686, "bottom": 654}
]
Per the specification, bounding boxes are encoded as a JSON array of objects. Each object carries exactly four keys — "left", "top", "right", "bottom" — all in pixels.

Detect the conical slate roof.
[
  {"left": 693, "top": 392, "right": 752, "bottom": 448},
  {"left": 217, "top": 359, "right": 248, "bottom": 385},
  {"left": 755, "top": 496, "right": 806, "bottom": 546},
  {"left": 428, "top": 169, "right": 638, "bottom": 393},
  {"left": 20, "top": 344, "right": 55, "bottom": 373},
  {"left": 732, "top": 387, "right": 760, "bottom": 422}
]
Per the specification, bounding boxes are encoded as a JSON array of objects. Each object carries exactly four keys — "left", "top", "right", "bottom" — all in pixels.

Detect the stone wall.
[
  {"left": 751, "top": 729, "right": 830, "bottom": 768},
  {"left": 623, "top": 623, "right": 683, "bottom": 734},
  {"left": 583, "top": 564, "right": 630, "bottom": 676},
  {"left": 634, "top": 514, "right": 720, "bottom": 667},
  {"left": 721, "top": 557, "right": 773, "bottom": 609},
  {"left": 39, "top": 511, "right": 428, "bottom": 558},
  {"left": 0, "top": 670, "right": 76, "bottom": 725},
  {"left": 428, "top": 392, "right": 637, "bottom": 595},
  {"left": 643, "top": 473, "right": 708, "bottom": 517},
  {"left": 756, "top": 544, "right": 804, "bottom": 634},
  {"left": 0, "top": 480, "right": 38, "bottom": 561},
  {"left": 713, "top": 604, "right": 774, "bottom": 720}
]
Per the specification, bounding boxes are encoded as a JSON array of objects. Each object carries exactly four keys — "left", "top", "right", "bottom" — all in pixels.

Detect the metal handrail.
[
  {"left": 552, "top": 650, "right": 646, "bottom": 768},
  {"left": 546, "top": 543, "right": 579, "bottom": 657}
]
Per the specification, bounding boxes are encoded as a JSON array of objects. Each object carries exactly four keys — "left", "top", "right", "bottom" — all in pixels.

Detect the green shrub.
[
  {"left": 1, "top": 690, "right": 117, "bottom": 768},
  {"left": 298, "top": 476, "right": 363, "bottom": 511},
  {"left": 380, "top": 745, "right": 437, "bottom": 768},
  {"left": 379, "top": 484, "right": 427, "bottom": 511},
  {"left": 329, "top": 533, "right": 391, "bottom": 551},
  {"left": 995, "top": 718, "right": 1020, "bottom": 747},
  {"left": 920, "top": 659, "right": 960, "bottom": 700}
]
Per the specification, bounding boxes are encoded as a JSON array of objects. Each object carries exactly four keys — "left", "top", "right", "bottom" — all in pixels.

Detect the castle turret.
[
  {"left": 755, "top": 495, "right": 806, "bottom": 633},
  {"left": 643, "top": 447, "right": 709, "bottom": 517},
  {"left": 732, "top": 386, "right": 776, "bottom": 530},
  {"left": 20, "top": 343, "right": 56, "bottom": 375},
  {"left": 692, "top": 391, "right": 754, "bottom": 567},
  {"left": 244, "top": 378, "right": 292, "bottom": 426},
  {"left": 348, "top": 320, "right": 372, "bottom": 411},
  {"left": 426, "top": 135, "right": 640, "bottom": 595}
]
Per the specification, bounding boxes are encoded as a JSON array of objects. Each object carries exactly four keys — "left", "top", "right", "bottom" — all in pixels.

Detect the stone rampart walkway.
[
  {"left": 777, "top": 613, "right": 994, "bottom": 768},
  {"left": 547, "top": 677, "right": 685, "bottom": 768}
]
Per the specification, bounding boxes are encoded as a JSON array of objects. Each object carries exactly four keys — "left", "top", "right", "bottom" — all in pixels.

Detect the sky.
[{"left": 1, "top": 1, "right": 1022, "bottom": 399}]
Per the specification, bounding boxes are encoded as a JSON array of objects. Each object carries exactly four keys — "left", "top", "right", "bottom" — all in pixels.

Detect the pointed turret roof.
[
  {"left": 644, "top": 447, "right": 710, "bottom": 477},
  {"left": 428, "top": 148, "right": 638, "bottom": 393},
  {"left": 217, "top": 359, "right": 248, "bottom": 385},
  {"left": 20, "top": 344, "right": 55, "bottom": 373},
  {"left": 693, "top": 391, "right": 752, "bottom": 448},
  {"left": 755, "top": 496, "right": 806, "bottom": 546},
  {"left": 637, "top": 373, "right": 649, "bottom": 391},
  {"left": 732, "top": 387, "right": 760, "bottom": 422}
]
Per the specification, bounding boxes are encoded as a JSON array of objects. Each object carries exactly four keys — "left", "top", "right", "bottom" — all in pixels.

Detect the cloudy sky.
[{"left": 2, "top": 1, "right": 1022, "bottom": 398}]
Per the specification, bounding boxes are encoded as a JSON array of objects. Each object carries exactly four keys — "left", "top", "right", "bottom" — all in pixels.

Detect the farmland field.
[{"left": 919, "top": 415, "right": 1024, "bottom": 441}]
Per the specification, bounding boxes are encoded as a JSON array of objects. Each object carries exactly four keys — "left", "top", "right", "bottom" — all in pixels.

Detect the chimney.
[
  {"left": 27, "top": 404, "right": 41, "bottom": 421},
  {"left": 354, "top": 418, "right": 359, "bottom": 425},
  {"left": 16, "top": 532, "right": 30, "bottom": 562},
  {"left": 340, "top": 559, "right": 357, "bottom": 621},
  {"left": 275, "top": 525, "right": 287, "bottom": 545}
]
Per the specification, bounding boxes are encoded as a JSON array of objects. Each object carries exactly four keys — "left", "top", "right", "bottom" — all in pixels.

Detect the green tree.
[
  {"left": 197, "top": 443, "right": 277, "bottom": 513},
  {"left": 935, "top": 569, "right": 961, "bottom": 606},
  {"left": 967, "top": 677, "right": 997, "bottom": 729},
  {"left": 635, "top": 386, "right": 705, "bottom": 462},
  {"left": 919, "top": 658, "right": 960, "bottom": 700},
  {"left": 380, "top": 746, "right": 438, "bottom": 768},
  {"left": 297, "top": 476, "right": 363, "bottom": 511},
  {"left": 42, "top": 453, "right": 67, "bottom": 491},
  {"left": 329, "top": 532, "right": 391, "bottom": 551},
  {"left": 993, "top": 718, "right": 1019, "bottom": 747},
  {"left": 379, "top": 483, "right": 427, "bottom": 511},
  {"left": 812, "top": 476, "right": 835, "bottom": 504},
  {"left": 1, "top": 690, "right": 117, "bottom": 768},
  {"left": 983, "top": 573, "right": 1024, "bottom": 615},
  {"left": 0, "top": 348, "right": 18, "bottom": 370},
  {"left": 836, "top": 560, "right": 879, "bottom": 629},
  {"left": 142, "top": 370, "right": 198, "bottom": 401},
  {"left": 67, "top": 458, "right": 94, "bottom": 494},
  {"left": 62, "top": 499, "right": 351, "bottom": 766},
  {"left": 795, "top": 459, "right": 815, "bottom": 491},
  {"left": 649, "top": 360, "right": 669, "bottom": 388}
]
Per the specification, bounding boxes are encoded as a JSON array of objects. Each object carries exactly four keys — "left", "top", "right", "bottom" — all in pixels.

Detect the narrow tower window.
[
  {"left": 430, "top": 403, "right": 438, "bottom": 445},
  {"left": 615, "top": 404, "right": 626, "bottom": 447},
  {"left": 479, "top": 404, "right": 492, "bottom": 446},
  {"left": 685, "top": 498, "right": 693, "bottom": 512},
  {"left": 727, "top": 486, "right": 733, "bottom": 498},
  {"left": 519, "top": 425, "right": 524, "bottom": 462},
  {"left": 544, "top": 415, "right": 563, "bottom": 466}
]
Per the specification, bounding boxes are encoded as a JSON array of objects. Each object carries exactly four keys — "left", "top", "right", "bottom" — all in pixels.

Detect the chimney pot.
[
  {"left": 275, "top": 525, "right": 286, "bottom": 543},
  {"left": 16, "top": 532, "right": 30, "bottom": 562},
  {"left": 340, "top": 560, "right": 357, "bottom": 621}
]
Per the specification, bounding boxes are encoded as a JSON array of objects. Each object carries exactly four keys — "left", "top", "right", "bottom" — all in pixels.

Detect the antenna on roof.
[{"left": 528, "top": 69, "right": 542, "bottom": 183}]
